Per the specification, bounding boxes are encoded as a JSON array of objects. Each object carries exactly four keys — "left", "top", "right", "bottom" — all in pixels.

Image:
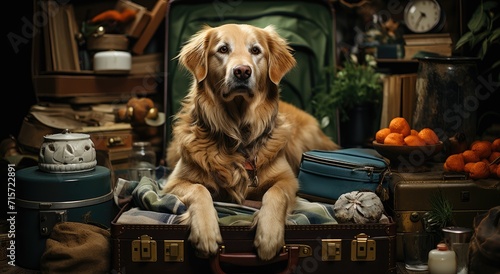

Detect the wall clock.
[{"left": 403, "top": 0, "right": 445, "bottom": 33}]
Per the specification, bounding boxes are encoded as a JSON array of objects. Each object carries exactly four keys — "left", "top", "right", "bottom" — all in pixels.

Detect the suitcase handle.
[{"left": 210, "top": 245, "right": 300, "bottom": 274}]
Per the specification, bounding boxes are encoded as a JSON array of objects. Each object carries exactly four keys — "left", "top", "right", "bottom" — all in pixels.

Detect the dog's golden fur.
[{"left": 163, "top": 24, "right": 339, "bottom": 260}]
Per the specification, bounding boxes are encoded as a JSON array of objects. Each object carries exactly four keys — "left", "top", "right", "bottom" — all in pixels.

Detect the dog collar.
[{"left": 245, "top": 157, "right": 258, "bottom": 187}]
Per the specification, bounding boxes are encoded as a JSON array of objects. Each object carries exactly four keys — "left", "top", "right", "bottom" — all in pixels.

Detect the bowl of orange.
[
  {"left": 372, "top": 141, "right": 444, "bottom": 166},
  {"left": 372, "top": 117, "right": 443, "bottom": 166}
]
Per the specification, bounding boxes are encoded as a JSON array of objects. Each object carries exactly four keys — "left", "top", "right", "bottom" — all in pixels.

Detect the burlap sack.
[{"left": 40, "top": 222, "right": 111, "bottom": 274}]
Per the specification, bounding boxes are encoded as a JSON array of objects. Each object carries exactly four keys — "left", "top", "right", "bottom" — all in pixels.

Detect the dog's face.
[{"left": 178, "top": 24, "right": 296, "bottom": 105}]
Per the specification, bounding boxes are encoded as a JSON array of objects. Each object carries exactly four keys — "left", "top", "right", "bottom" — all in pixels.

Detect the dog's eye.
[
  {"left": 218, "top": 46, "right": 229, "bottom": 54},
  {"left": 250, "top": 46, "right": 261, "bottom": 55}
]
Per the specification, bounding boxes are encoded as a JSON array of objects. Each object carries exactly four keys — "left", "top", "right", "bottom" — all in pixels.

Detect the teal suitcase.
[{"left": 297, "top": 148, "right": 391, "bottom": 202}]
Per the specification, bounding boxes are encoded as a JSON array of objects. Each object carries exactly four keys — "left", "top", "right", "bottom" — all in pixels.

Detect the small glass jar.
[
  {"left": 129, "top": 141, "right": 156, "bottom": 181},
  {"left": 428, "top": 243, "right": 456, "bottom": 274}
]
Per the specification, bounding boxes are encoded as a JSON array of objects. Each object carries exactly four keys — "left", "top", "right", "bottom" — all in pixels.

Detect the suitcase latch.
[
  {"left": 351, "top": 233, "right": 376, "bottom": 261},
  {"left": 164, "top": 240, "right": 184, "bottom": 262},
  {"left": 283, "top": 244, "right": 312, "bottom": 257},
  {"left": 321, "top": 239, "right": 342, "bottom": 261},
  {"left": 132, "top": 235, "right": 157, "bottom": 262}
]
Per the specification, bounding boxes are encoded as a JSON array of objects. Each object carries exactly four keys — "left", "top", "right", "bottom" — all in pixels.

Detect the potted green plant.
[
  {"left": 455, "top": 0, "right": 499, "bottom": 77},
  {"left": 454, "top": 0, "right": 499, "bottom": 139},
  {"left": 313, "top": 54, "right": 383, "bottom": 147}
]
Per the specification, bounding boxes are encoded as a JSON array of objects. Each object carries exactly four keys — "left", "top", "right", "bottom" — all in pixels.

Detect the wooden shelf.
[{"left": 33, "top": 73, "right": 158, "bottom": 100}]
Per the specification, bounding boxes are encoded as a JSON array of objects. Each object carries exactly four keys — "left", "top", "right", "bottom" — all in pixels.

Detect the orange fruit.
[
  {"left": 492, "top": 138, "right": 500, "bottom": 152},
  {"left": 410, "top": 129, "right": 419, "bottom": 136},
  {"left": 418, "top": 128, "right": 439, "bottom": 145},
  {"left": 489, "top": 164, "right": 498, "bottom": 177},
  {"left": 384, "top": 132, "right": 405, "bottom": 146},
  {"left": 462, "top": 150, "right": 480, "bottom": 163},
  {"left": 389, "top": 117, "right": 411, "bottom": 137},
  {"left": 375, "top": 128, "right": 391, "bottom": 144},
  {"left": 489, "top": 151, "right": 500, "bottom": 163},
  {"left": 469, "top": 161, "right": 490, "bottom": 179},
  {"left": 471, "top": 140, "right": 492, "bottom": 159},
  {"left": 444, "top": 154, "right": 465, "bottom": 172},
  {"left": 464, "top": 162, "right": 475, "bottom": 173},
  {"left": 404, "top": 135, "right": 426, "bottom": 146}
]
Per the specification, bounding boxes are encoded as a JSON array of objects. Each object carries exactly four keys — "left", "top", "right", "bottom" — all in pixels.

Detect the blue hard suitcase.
[
  {"left": 297, "top": 148, "right": 391, "bottom": 202},
  {"left": 15, "top": 165, "right": 115, "bottom": 270}
]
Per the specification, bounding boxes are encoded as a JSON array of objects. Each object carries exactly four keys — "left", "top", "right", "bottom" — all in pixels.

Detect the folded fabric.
[{"left": 114, "top": 176, "right": 389, "bottom": 226}]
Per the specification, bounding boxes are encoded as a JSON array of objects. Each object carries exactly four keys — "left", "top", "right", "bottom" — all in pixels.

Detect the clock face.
[{"left": 404, "top": 0, "right": 443, "bottom": 33}]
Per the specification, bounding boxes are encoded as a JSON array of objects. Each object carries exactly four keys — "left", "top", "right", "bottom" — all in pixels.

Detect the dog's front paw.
[
  {"left": 253, "top": 217, "right": 285, "bottom": 261},
  {"left": 188, "top": 209, "right": 222, "bottom": 258}
]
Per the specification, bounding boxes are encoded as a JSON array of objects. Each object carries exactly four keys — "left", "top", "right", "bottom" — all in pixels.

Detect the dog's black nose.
[{"left": 233, "top": 65, "right": 252, "bottom": 80}]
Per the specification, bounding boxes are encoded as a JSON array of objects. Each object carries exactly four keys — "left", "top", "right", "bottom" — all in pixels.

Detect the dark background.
[{"left": 3, "top": 2, "right": 37, "bottom": 142}]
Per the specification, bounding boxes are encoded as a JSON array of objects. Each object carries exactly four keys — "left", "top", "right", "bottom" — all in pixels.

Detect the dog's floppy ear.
[
  {"left": 177, "top": 25, "right": 212, "bottom": 82},
  {"left": 264, "top": 25, "right": 296, "bottom": 85}
]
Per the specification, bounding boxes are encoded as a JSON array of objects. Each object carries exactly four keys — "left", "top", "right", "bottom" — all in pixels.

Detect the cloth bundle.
[
  {"left": 468, "top": 205, "right": 500, "bottom": 274},
  {"left": 40, "top": 222, "right": 111, "bottom": 274},
  {"left": 115, "top": 176, "right": 352, "bottom": 226}
]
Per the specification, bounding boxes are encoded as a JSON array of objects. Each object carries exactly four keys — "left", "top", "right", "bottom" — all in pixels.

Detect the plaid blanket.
[{"left": 114, "top": 176, "right": 342, "bottom": 225}]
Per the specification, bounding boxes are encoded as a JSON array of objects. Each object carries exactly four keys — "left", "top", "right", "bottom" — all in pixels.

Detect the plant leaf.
[
  {"left": 471, "top": 30, "right": 492, "bottom": 48},
  {"left": 320, "top": 116, "right": 330, "bottom": 128},
  {"left": 468, "top": 5, "right": 488, "bottom": 32},
  {"left": 455, "top": 31, "right": 474, "bottom": 49},
  {"left": 493, "top": 60, "right": 500, "bottom": 69},
  {"left": 489, "top": 28, "right": 500, "bottom": 42},
  {"left": 479, "top": 39, "right": 487, "bottom": 59}
]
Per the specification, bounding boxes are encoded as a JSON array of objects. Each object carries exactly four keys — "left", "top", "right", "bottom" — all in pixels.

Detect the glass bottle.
[
  {"left": 129, "top": 141, "right": 156, "bottom": 181},
  {"left": 428, "top": 243, "right": 456, "bottom": 274}
]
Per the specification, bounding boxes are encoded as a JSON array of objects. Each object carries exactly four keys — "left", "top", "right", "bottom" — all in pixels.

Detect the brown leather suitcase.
[
  {"left": 386, "top": 165, "right": 500, "bottom": 261},
  {"left": 111, "top": 203, "right": 397, "bottom": 274}
]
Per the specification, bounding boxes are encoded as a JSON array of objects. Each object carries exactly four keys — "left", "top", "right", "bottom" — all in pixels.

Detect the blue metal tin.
[{"left": 15, "top": 165, "right": 115, "bottom": 270}]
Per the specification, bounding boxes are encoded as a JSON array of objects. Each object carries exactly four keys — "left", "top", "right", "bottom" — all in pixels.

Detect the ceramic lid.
[
  {"left": 43, "top": 130, "right": 90, "bottom": 141},
  {"left": 38, "top": 129, "right": 97, "bottom": 173}
]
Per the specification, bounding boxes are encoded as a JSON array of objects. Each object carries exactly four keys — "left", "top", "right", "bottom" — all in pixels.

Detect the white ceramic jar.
[
  {"left": 38, "top": 130, "right": 97, "bottom": 173},
  {"left": 428, "top": 243, "right": 457, "bottom": 274}
]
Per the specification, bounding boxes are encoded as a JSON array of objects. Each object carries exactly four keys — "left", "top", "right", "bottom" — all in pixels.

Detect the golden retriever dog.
[{"left": 163, "top": 24, "right": 339, "bottom": 261}]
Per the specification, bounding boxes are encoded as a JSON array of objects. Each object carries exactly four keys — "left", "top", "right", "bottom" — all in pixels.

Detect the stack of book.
[
  {"left": 380, "top": 73, "right": 418, "bottom": 128},
  {"left": 403, "top": 33, "right": 452, "bottom": 60},
  {"left": 39, "top": 0, "right": 166, "bottom": 73}
]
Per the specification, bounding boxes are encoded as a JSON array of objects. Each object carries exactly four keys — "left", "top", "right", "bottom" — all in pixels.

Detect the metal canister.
[{"left": 442, "top": 226, "right": 473, "bottom": 274}]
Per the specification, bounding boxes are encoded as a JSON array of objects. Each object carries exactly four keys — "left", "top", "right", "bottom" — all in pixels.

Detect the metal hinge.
[
  {"left": 321, "top": 239, "right": 342, "bottom": 261},
  {"left": 132, "top": 235, "right": 157, "bottom": 262},
  {"left": 351, "top": 233, "right": 376, "bottom": 261}
]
